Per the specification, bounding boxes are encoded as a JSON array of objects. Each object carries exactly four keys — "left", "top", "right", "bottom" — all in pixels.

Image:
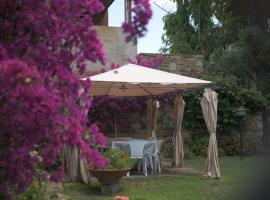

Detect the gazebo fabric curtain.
[
  {"left": 147, "top": 99, "right": 159, "bottom": 139},
  {"left": 79, "top": 156, "right": 91, "bottom": 183},
  {"left": 68, "top": 146, "right": 79, "bottom": 182},
  {"left": 63, "top": 145, "right": 90, "bottom": 183},
  {"left": 172, "top": 95, "right": 185, "bottom": 167},
  {"left": 201, "top": 89, "right": 220, "bottom": 178}
]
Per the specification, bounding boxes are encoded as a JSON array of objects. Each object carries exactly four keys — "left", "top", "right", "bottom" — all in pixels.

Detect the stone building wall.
[
  {"left": 140, "top": 53, "right": 204, "bottom": 78},
  {"left": 85, "top": 26, "right": 137, "bottom": 73},
  {"left": 85, "top": 33, "right": 204, "bottom": 78}
]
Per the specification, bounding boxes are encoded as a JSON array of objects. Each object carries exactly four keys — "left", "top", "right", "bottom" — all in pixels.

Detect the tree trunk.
[{"left": 262, "top": 104, "right": 270, "bottom": 152}]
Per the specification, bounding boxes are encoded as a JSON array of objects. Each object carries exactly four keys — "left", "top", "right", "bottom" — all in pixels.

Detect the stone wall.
[
  {"left": 85, "top": 32, "right": 204, "bottom": 77},
  {"left": 140, "top": 53, "right": 203, "bottom": 78}
]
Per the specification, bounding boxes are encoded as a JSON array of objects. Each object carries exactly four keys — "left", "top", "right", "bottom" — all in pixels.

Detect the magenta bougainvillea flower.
[
  {"left": 122, "top": 0, "right": 152, "bottom": 42},
  {"left": 0, "top": 0, "right": 152, "bottom": 198}
]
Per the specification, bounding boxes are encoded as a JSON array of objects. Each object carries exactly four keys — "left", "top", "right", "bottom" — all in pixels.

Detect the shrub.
[
  {"left": 184, "top": 147, "right": 195, "bottom": 160},
  {"left": 160, "top": 138, "right": 173, "bottom": 158},
  {"left": 190, "top": 136, "right": 209, "bottom": 157},
  {"left": 17, "top": 181, "right": 45, "bottom": 200},
  {"left": 220, "top": 131, "right": 262, "bottom": 156}
]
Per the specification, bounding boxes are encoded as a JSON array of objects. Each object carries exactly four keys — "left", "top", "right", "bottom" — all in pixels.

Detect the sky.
[{"left": 108, "top": 0, "right": 176, "bottom": 53}]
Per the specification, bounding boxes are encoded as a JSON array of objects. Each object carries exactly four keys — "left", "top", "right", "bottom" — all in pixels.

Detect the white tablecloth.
[{"left": 112, "top": 139, "right": 158, "bottom": 159}]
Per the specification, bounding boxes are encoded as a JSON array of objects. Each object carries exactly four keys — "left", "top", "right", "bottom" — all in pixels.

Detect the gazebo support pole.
[{"left": 114, "top": 114, "right": 118, "bottom": 140}]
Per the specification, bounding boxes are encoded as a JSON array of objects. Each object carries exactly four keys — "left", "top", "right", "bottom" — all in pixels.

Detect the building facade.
[{"left": 86, "top": 0, "right": 136, "bottom": 73}]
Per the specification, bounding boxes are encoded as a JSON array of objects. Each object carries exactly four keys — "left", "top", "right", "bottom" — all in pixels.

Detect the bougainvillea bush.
[{"left": 0, "top": 0, "right": 151, "bottom": 198}]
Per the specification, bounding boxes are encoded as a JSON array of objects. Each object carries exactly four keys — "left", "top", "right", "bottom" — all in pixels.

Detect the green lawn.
[{"left": 63, "top": 156, "right": 262, "bottom": 200}]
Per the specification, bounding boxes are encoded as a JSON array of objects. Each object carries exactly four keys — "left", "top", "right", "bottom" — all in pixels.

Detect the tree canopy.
[{"left": 162, "top": 0, "right": 241, "bottom": 57}]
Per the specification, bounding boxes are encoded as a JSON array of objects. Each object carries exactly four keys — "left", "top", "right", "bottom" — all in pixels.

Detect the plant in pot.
[{"left": 89, "top": 149, "right": 135, "bottom": 195}]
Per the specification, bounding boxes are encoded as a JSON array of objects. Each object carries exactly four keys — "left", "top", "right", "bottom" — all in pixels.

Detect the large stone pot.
[{"left": 89, "top": 168, "right": 131, "bottom": 195}]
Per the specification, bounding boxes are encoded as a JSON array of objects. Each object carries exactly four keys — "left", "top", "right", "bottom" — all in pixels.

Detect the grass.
[{"left": 63, "top": 156, "right": 263, "bottom": 200}]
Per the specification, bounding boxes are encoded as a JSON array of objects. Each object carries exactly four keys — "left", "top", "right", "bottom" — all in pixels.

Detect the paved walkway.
[
  {"left": 124, "top": 160, "right": 199, "bottom": 178},
  {"left": 162, "top": 160, "right": 199, "bottom": 176}
]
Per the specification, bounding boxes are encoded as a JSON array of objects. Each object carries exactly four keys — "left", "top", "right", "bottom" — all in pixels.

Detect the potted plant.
[{"left": 89, "top": 149, "right": 134, "bottom": 195}]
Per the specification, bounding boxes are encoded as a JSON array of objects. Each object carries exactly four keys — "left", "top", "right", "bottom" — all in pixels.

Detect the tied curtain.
[
  {"left": 172, "top": 94, "right": 185, "bottom": 168},
  {"left": 62, "top": 145, "right": 90, "bottom": 183},
  {"left": 201, "top": 89, "right": 220, "bottom": 178},
  {"left": 147, "top": 99, "right": 159, "bottom": 139}
]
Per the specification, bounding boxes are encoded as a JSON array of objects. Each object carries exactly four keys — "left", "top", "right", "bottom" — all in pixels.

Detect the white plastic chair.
[
  {"left": 146, "top": 139, "right": 162, "bottom": 175},
  {"left": 142, "top": 142, "right": 156, "bottom": 176},
  {"left": 154, "top": 140, "right": 162, "bottom": 174}
]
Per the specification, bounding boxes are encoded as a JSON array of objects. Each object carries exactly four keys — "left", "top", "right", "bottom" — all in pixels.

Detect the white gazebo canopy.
[{"left": 82, "top": 63, "right": 211, "bottom": 96}]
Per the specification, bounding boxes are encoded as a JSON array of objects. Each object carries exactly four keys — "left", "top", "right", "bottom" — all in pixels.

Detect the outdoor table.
[
  {"left": 112, "top": 139, "right": 163, "bottom": 176},
  {"left": 112, "top": 139, "right": 159, "bottom": 159},
  {"left": 111, "top": 139, "right": 157, "bottom": 159}
]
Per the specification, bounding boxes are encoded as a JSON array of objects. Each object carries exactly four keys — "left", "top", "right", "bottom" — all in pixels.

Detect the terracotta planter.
[{"left": 89, "top": 168, "right": 131, "bottom": 195}]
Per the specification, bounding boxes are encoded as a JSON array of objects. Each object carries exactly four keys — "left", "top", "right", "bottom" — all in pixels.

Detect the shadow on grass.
[{"left": 64, "top": 181, "right": 105, "bottom": 198}]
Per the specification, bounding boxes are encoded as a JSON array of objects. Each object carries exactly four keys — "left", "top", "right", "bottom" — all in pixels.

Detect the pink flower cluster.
[
  {"left": 0, "top": 0, "right": 152, "bottom": 199},
  {"left": 129, "top": 54, "right": 165, "bottom": 68},
  {"left": 122, "top": 0, "right": 152, "bottom": 42}
]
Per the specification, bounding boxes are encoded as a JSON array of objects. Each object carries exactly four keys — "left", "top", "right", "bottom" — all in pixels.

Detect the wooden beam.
[{"left": 125, "top": 0, "right": 132, "bottom": 23}]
